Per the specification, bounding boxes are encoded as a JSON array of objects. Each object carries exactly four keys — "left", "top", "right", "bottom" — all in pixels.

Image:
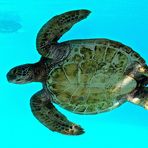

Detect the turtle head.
[{"left": 7, "top": 64, "right": 35, "bottom": 84}]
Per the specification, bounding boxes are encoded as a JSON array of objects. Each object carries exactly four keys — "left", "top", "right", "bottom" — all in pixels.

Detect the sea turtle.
[{"left": 7, "top": 9, "right": 148, "bottom": 135}]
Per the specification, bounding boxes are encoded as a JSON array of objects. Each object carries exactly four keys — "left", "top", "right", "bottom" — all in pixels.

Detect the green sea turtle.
[{"left": 7, "top": 9, "right": 148, "bottom": 135}]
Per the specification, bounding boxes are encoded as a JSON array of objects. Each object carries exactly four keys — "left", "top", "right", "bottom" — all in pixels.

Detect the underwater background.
[{"left": 0, "top": 0, "right": 148, "bottom": 148}]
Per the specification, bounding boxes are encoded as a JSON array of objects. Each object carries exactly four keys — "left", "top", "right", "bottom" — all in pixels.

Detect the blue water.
[{"left": 1, "top": 0, "right": 148, "bottom": 148}]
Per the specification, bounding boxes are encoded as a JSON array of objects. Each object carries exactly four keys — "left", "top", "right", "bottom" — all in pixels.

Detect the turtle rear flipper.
[
  {"left": 127, "top": 87, "right": 148, "bottom": 110},
  {"left": 36, "top": 9, "right": 91, "bottom": 56},
  {"left": 30, "top": 90, "right": 84, "bottom": 135}
]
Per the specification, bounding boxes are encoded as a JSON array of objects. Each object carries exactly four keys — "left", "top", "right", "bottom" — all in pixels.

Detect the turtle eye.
[{"left": 13, "top": 69, "right": 17, "bottom": 74}]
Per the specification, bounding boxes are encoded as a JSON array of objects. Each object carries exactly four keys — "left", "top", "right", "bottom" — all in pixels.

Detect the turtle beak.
[{"left": 6, "top": 70, "right": 16, "bottom": 83}]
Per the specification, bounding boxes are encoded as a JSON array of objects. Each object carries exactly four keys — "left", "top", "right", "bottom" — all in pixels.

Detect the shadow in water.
[{"left": 0, "top": 11, "right": 22, "bottom": 33}]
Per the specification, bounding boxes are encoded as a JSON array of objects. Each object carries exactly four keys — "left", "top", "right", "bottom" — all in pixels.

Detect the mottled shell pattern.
[{"left": 46, "top": 39, "right": 145, "bottom": 114}]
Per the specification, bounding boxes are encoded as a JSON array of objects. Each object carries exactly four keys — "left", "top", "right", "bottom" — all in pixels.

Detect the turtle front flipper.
[
  {"left": 36, "top": 9, "right": 91, "bottom": 57},
  {"left": 30, "top": 90, "right": 84, "bottom": 135}
]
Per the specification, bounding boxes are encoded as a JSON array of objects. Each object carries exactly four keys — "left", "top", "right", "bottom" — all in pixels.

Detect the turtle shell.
[{"left": 46, "top": 39, "right": 145, "bottom": 114}]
